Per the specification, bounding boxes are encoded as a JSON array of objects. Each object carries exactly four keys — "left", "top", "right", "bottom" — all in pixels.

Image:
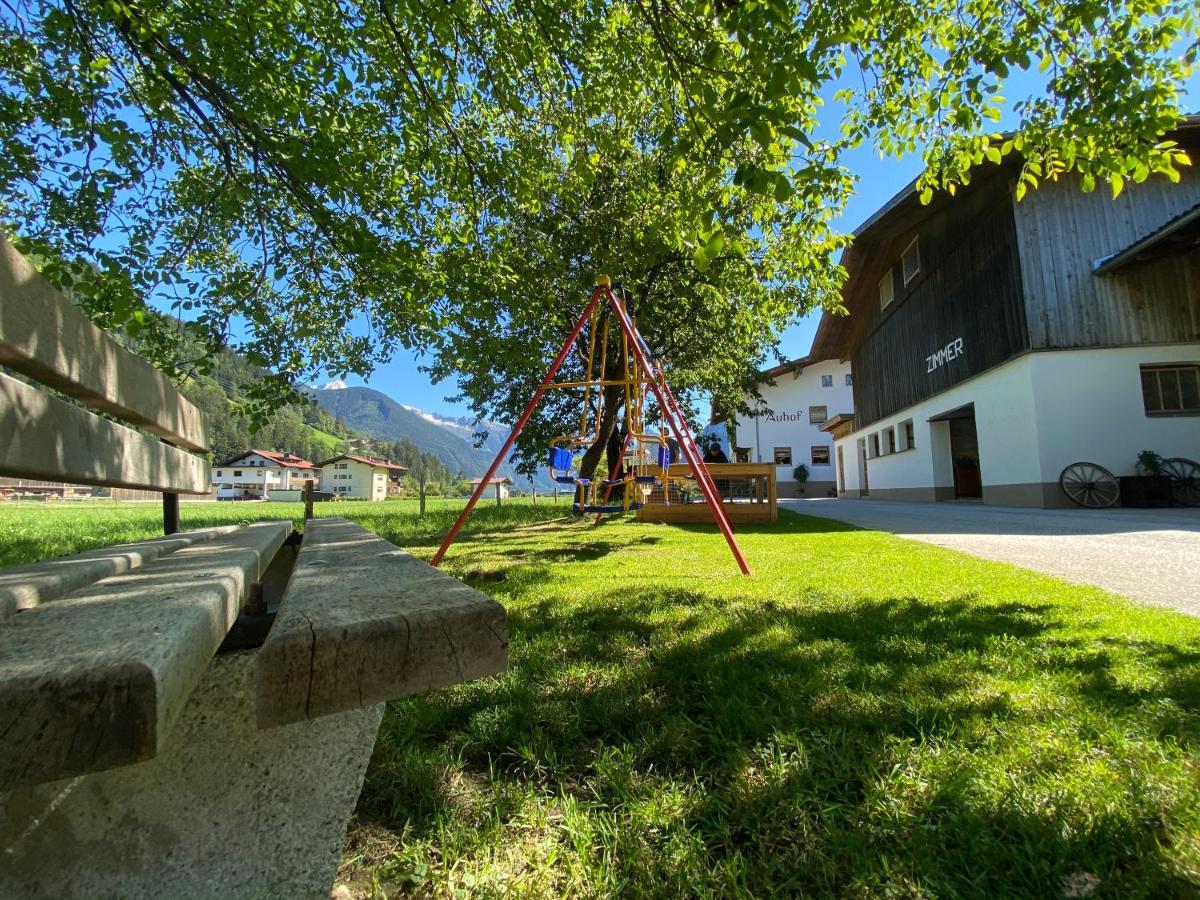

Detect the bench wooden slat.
[
  {"left": 0, "top": 234, "right": 208, "bottom": 451},
  {"left": 0, "top": 372, "right": 211, "bottom": 494},
  {"left": 0, "top": 525, "right": 239, "bottom": 621},
  {"left": 256, "top": 517, "right": 508, "bottom": 729},
  {"left": 0, "top": 521, "right": 290, "bottom": 790}
]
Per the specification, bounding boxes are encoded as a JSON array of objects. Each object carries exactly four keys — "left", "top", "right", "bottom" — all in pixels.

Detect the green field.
[
  {"left": 0, "top": 497, "right": 561, "bottom": 568},
  {"left": 4, "top": 501, "right": 1200, "bottom": 896}
]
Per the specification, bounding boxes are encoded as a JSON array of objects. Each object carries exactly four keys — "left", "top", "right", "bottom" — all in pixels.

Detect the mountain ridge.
[{"left": 309, "top": 383, "right": 550, "bottom": 489}]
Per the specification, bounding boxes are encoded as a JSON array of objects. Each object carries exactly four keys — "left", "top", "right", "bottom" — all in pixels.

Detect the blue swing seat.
[{"left": 549, "top": 447, "right": 588, "bottom": 485}]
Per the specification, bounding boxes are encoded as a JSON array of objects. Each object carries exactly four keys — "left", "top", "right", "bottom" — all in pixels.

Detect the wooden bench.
[{"left": 0, "top": 233, "right": 508, "bottom": 898}]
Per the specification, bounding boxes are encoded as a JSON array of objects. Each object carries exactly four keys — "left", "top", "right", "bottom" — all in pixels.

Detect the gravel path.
[{"left": 782, "top": 498, "right": 1200, "bottom": 615}]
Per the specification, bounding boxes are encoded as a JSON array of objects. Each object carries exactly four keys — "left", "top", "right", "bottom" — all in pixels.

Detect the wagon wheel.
[
  {"left": 1059, "top": 462, "right": 1120, "bottom": 509},
  {"left": 1161, "top": 457, "right": 1200, "bottom": 507}
]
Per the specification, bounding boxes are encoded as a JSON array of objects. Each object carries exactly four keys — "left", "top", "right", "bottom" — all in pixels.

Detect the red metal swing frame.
[{"left": 431, "top": 279, "right": 751, "bottom": 575}]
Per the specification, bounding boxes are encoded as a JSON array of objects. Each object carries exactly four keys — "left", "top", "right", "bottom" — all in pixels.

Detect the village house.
[
  {"left": 319, "top": 454, "right": 407, "bottom": 500},
  {"left": 811, "top": 116, "right": 1200, "bottom": 507},
  {"left": 733, "top": 357, "right": 853, "bottom": 497},
  {"left": 470, "top": 476, "right": 513, "bottom": 501},
  {"left": 212, "top": 450, "right": 321, "bottom": 499}
]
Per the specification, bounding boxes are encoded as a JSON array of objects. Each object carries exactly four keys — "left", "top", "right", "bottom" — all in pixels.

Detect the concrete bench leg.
[{"left": 1, "top": 650, "right": 384, "bottom": 899}]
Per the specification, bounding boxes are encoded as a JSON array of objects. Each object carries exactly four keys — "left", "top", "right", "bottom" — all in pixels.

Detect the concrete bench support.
[
  {"left": 0, "top": 649, "right": 383, "bottom": 900},
  {"left": 257, "top": 517, "right": 508, "bottom": 727},
  {"left": 0, "top": 522, "right": 290, "bottom": 790}
]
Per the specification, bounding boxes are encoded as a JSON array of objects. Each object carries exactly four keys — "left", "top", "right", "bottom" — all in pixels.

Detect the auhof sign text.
[{"left": 926, "top": 337, "right": 964, "bottom": 374}]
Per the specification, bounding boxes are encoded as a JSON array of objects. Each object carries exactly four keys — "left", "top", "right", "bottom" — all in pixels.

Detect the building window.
[
  {"left": 898, "top": 419, "right": 915, "bottom": 451},
  {"left": 821, "top": 374, "right": 833, "bottom": 387},
  {"left": 773, "top": 446, "right": 793, "bottom": 466},
  {"left": 885, "top": 427, "right": 897, "bottom": 454},
  {"left": 809, "top": 405, "right": 828, "bottom": 424},
  {"left": 879, "top": 270, "right": 894, "bottom": 309},
  {"left": 902, "top": 237, "right": 921, "bottom": 285},
  {"left": 336, "top": 462, "right": 348, "bottom": 470},
  {"left": 811, "top": 446, "right": 831, "bottom": 466},
  {"left": 868, "top": 433, "right": 880, "bottom": 458},
  {"left": 233, "top": 470, "right": 242, "bottom": 477},
  {"left": 845, "top": 373, "right": 853, "bottom": 386},
  {"left": 1141, "top": 365, "right": 1200, "bottom": 415}
]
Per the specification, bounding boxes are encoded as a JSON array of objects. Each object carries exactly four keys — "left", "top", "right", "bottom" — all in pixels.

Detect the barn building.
[{"left": 813, "top": 117, "right": 1200, "bottom": 507}]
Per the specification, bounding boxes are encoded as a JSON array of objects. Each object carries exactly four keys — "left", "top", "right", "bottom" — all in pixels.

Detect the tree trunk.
[
  {"left": 419, "top": 476, "right": 427, "bottom": 515},
  {"left": 578, "top": 384, "right": 623, "bottom": 481}
]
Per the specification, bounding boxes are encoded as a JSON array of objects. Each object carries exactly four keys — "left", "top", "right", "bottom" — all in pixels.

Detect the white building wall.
[
  {"left": 835, "top": 353, "right": 1040, "bottom": 500},
  {"left": 835, "top": 345, "right": 1200, "bottom": 506},
  {"left": 320, "top": 461, "right": 389, "bottom": 500},
  {"left": 1028, "top": 345, "right": 1200, "bottom": 481},
  {"left": 212, "top": 454, "right": 320, "bottom": 493},
  {"left": 735, "top": 359, "right": 853, "bottom": 497}
]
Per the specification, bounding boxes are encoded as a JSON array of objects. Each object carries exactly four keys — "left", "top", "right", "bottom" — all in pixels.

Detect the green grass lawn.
[
  {"left": 0, "top": 496, "right": 563, "bottom": 567},
  {"left": 346, "top": 508, "right": 1200, "bottom": 898},
  {"left": 4, "top": 500, "right": 1199, "bottom": 896}
]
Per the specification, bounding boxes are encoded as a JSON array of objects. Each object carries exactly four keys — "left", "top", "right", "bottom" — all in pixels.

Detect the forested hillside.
[
  {"left": 179, "top": 349, "right": 353, "bottom": 465},
  {"left": 178, "top": 348, "right": 466, "bottom": 492}
]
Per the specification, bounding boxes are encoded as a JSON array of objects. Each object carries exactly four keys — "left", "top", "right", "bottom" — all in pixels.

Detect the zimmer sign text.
[{"left": 926, "top": 337, "right": 964, "bottom": 374}]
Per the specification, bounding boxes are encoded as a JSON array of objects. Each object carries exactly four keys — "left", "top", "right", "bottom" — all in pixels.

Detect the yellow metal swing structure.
[
  {"left": 433, "top": 276, "right": 751, "bottom": 575},
  {"left": 545, "top": 285, "right": 672, "bottom": 517}
]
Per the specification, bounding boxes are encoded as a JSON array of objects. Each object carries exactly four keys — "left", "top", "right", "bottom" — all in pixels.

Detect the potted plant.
[
  {"left": 793, "top": 464, "right": 809, "bottom": 497},
  {"left": 1119, "top": 450, "right": 1173, "bottom": 507}
]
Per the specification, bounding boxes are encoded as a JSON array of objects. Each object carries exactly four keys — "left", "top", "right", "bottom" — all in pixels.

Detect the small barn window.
[
  {"left": 878, "top": 270, "right": 894, "bottom": 309},
  {"left": 868, "top": 433, "right": 881, "bottom": 458},
  {"left": 900, "top": 419, "right": 915, "bottom": 451},
  {"left": 811, "top": 446, "right": 831, "bottom": 466},
  {"left": 809, "top": 405, "right": 828, "bottom": 424},
  {"left": 821, "top": 374, "right": 833, "bottom": 387},
  {"left": 885, "top": 428, "right": 897, "bottom": 454},
  {"left": 902, "top": 237, "right": 921, "bottom": 285},
  {"left": 773, "top": 446, "right": 792, "bottom": 466},
  {"left": 1141, "top": 365, "right": 1200, "bottom": 414},
  {"left": 845, "top": 373, "right": 853, "bottom": 386}
]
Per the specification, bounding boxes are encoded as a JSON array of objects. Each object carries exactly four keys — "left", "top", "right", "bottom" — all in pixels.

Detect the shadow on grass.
[{"left": 358, "top": 584, "right": 1200, "bottom": 895}]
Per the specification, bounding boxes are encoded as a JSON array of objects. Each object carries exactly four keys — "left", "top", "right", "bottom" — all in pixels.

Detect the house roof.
[
  {"left": 809, "top": 114, "right": 1200, "bottom": 362},
  {"left": 216, "top": 449, "right": 318, "bottom": 468},
  {"left": 470, "top": 476, "right": 513, "bottom": 485},
  {"left": 1092, "top": 199, "right": 1200, "bottom": 275},
  {"left": 818, "top": 413, "right": 855, "bottom": 433},
  {"left": 318, "top": 454, "right": 408, "bottom": 472},
  {"left": 758, "top": 355, "right": 811, "bottom": 381}
]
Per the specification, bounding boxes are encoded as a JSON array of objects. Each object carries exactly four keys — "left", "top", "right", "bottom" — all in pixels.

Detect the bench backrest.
[{"left": 0, "top": 233, "right": 210, "bottom": 528}]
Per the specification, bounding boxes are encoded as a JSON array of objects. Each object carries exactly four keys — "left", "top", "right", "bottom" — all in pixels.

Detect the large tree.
[{"left": 0, "top": 0, "right": 1193, "bottom": 432}]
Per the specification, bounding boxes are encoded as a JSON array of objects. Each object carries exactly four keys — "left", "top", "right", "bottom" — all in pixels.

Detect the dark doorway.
[
  {"left": 929, "top": 403, "right": 982, "bottom": 499},
  {"left": 948, "top": 414, "right": 982, "bottom": 499}
]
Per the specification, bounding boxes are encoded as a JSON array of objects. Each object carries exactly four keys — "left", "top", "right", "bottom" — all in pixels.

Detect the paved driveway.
[{"left": 782, "top": 498, "right": 1200, "bottom": 615}]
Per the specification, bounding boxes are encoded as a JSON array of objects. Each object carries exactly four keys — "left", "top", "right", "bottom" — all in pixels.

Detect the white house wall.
[
  {"left": 735, "top": 360, "right": 853, "bottom": 497},
  {"left": 1028, "top": 345, "right": 1200, "bottom": 485},
  {"left": 835, "top": 345, "right": 1200, "bottom": 506},
  {"left": 320, "top": 461, "right": 389, "bottom": 500}
]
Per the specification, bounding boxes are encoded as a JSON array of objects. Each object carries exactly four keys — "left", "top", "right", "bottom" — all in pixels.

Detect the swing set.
[{"left": 431, "top": 276, "right": 751, "bottom": 575}]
